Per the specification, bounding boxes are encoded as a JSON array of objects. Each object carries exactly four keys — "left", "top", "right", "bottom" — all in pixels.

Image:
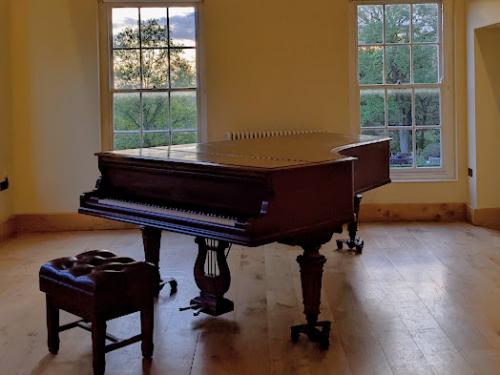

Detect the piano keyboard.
[{"left": 98, "top": 199, "right": 238, "bottom": 227}]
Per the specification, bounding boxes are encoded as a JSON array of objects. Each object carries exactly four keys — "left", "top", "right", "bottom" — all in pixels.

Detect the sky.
[{"left": 112, "top": 7, "right": 196, "bottom": 47}]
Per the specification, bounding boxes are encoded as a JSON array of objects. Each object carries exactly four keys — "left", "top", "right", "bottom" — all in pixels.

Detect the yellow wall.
[
  {"left": 467, "top": 0, "right": 500, "bottom": 209},
  {"left": 467, "top": 0, "right": 500, "bottom": 28},
  {"left": 4, "top": 0, "right": 470, "bottom": 216},
  {"left": 472, "top": 27, "right": 500, "bottom": 208},
  {"left": 10, "top": 0, "right": 100, "bottom": 214},
  {"left": 203, "top": 0, "right": 352, "bottom": 139},
  {"left": 0, "top": 0, "right": 11, "bottom": 223}
]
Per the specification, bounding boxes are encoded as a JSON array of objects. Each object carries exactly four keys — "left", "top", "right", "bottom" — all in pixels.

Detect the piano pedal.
[
  {"left": 193, "top": 308, "right": 203, "bottom": 316},
  {"left": 179, "top": 303, "right": 203, "bottom": 316}
]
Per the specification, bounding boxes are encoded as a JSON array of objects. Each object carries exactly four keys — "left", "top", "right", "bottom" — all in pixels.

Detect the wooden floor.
[{"left": 0, "top": 223, "right": 499, "bottom": 375}]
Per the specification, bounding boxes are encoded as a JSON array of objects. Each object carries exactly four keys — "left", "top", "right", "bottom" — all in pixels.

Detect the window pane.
[
  {"left": 114, "top": 133, "right": 141, "bottom": 150},
  {"left": 171, "top": 49, "right": 197, "bottom": 88},
  {"left": 413, "top": 4, "right": 439, "bottom": 43},
  {"left": 114, "top": 93, "right": 140, "bottom": 131},
  {"left": 143, "top": 92, "right": 168, "bottom": 130},
  {"left": 416, "top": 129, "right": 441, "bottom": 167},
  {"left": 358, "top": 5, "right": 383, "bottom": 45},
  {"left": 415, "top": 89, "right": 440, "bottom": 126},
  {"left": 388, "top": 89, "right": 412, "bottom": 126},
  {"left": 171, "top": 91, "right": 197, "bottom": 130},
  {"left": 413, "top": 45, "right": 439, "bottom": 83},
  {"left": 144, "top": 132, "right": 169, "bottom": 147},
  {"left": 112, "top": 8, "right": 139, "bottom": 48},
  {"left": 142, "top": 49, "right": 169, "bottom": 89},
  {"left": 358, "top": 47, "right": 383, "bottom": 84},
  {"left": 386, "top": 45, "right": 410, "bottom": 84},
  {"left": 389, "top": 129, "right": 413, "bottom": 168},
  {"left": 360, "top": 89, "right": 385, "bottom": 128},
  {"left": 172, "top": 131, "right": 197, "bottom": 145},
  {"left": 385, "top": 4, "right": 410, "bottom": 44},
  {"left": 141, "top": 8, "right": 168, "bottom": 48},
  {"left": 113, "top": 50, "right": 141, "bottom": 89},
  {"left": 362, "top": 129, "right": 386, "bottom": 137},
  {"left": 170, "top": 7, "right": 196, "bottom": 47}
]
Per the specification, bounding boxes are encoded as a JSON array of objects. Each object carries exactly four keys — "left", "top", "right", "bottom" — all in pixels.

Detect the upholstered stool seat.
[{"left": 39, "top": 250, "right": 156, "bottom": 375}]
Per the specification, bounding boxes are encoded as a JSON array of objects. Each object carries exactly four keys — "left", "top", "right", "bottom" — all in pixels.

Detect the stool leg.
[
  {"left": 46, "top": 295, "right": 60, "bottom": 354},
  {"left": 91, "top": 318, "right": 106, "bottom": 375},
  {"left": 141, "top": 302, "right": 154, "bottom": 358}
]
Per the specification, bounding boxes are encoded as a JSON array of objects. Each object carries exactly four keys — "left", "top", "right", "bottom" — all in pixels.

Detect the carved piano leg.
[
  {"left": 182, "top": 237, "right": 234, "bottom": 316},
  {"left": 336, "top": 193, "right": 364, "bottom": 254},
  {"left": 141, "top": 227, "right": 177, "bottom": 296},
  {"left": 291, "top": 242, "right": 331, "bottom": 350}
]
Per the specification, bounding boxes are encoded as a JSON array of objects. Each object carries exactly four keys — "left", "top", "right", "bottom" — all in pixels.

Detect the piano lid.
[{"left": 100, "top": 133, "right": 390, "bottom": 170}]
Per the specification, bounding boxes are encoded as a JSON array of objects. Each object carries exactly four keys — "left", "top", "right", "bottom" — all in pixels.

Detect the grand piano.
[{"left": 79, "top": 132, "right": 390, "bottom": 349}]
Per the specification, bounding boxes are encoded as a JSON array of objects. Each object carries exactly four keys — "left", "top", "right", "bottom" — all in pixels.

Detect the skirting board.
[
  {"left": 360, "top": 203, "right": 467, "bottom": 222},
  {"left": 4, "top": 213, "right": 135, "bottom": 238},
  {"left": 0, "top": 203, "right": 470, "bottom": 243},
  {"left": 466, "top": 206, "right": 500, "bottom": 231},
  {"left": 0, "top": 218, "right": 15, "bottom": 243}
]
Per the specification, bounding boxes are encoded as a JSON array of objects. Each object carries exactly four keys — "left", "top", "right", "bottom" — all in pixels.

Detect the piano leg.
[
  {"left": 291, "top": 241, "right": 331, "bottom": 350},
  {"left": 336, "top": 193, "right": 364, "bottom": 254},
  {"left": 141, "top": 227, "right": 177, "bottom": 296}
]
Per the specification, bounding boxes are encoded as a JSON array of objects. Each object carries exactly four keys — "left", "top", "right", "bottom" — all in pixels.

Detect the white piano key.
[{"left": 98, "top": 198, "right": 237, "bottom": 227}]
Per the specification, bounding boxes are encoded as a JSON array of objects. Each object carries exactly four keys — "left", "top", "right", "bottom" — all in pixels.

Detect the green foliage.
[
  {"left": 173, "top": 132, "right": 197, "bottom": 144},
  {"left": 360, "top": 90, "right": 384, "bottom": 127},
  {"left": 143, "top": 93, "right": 168, "bottom": 130},
  {"left": 413, "top": 4, "right": 439, "bottom": 42},
  {"left": 385, "top": 4, "right": 410, "bottom": 43},
  {"left": 388, "top": 89, "right": 412, "bottom": 126},
  {"left": 413, "top": 45, "right": 438, "bottom": 83},
  {"left": 416, "top": 129, "right": 441, "bottom": 167},
  {"left": 386, "top": 45, "right": 410, "bottom": 84},
  {"left": 114, "top": 94, "right": 140, "bottom": 131},
  {"left": 358, "top": 47, "right": 383, "bottom": 84},
  {"left": 114, "top": 133, "right": 141, "bottom": 150},
  {"left": 171, "top": 93, "right": 197, "bottom": 130},
  {"left": 358, "top": 5, "right": 383, "bottom": 45},
  {"left": 415, "top": 89, "right": 440, "bottom": 126}
]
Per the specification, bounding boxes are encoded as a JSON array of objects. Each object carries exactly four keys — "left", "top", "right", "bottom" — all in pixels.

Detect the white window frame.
[
  {"left": 98, "top": 0, "right": 206, "bottom": 151},
  {"left": 349, "top": 0, "right": 457, "bottom": 182}
]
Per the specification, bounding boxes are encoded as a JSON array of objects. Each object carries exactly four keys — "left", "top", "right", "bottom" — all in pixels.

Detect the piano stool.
[{"left": 39, "top": 250, "right": 156, "bottom": 375}]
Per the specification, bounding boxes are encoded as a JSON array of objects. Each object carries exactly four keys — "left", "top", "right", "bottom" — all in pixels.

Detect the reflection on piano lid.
[{"left": 102, "top": 132, "right": 390, "bottom": 170}]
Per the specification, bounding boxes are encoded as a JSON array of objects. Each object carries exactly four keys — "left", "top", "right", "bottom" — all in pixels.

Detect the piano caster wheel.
[
  {"left": 290, "top": 321, "right": 331, "bottom": 350},
  {"left": 336, "top": 240, "right": 343, "bottom": 250},
  {"left": 356, "top": 240, "right": 365, "bottom": 255},
  {"left": 154, "top": 278, "right": 177, "bottom": 297},
  {"left": 168, "top": 279, "right": 178, "bottom": 294},
  {"left": 291, "top": 328, "right": 300, "bottom": 343},
  {"left": 319, "top": 337, "right": 330, "bottom": 351}
]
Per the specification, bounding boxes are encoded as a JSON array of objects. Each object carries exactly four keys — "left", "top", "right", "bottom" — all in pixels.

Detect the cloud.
[{"left": 170, "top": 14, "right": 195, "bottom": 45}]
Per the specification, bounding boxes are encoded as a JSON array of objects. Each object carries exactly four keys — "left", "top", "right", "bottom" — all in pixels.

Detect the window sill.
[{"left": 390, "top": 168, "right": 457, "bottom": 183}]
